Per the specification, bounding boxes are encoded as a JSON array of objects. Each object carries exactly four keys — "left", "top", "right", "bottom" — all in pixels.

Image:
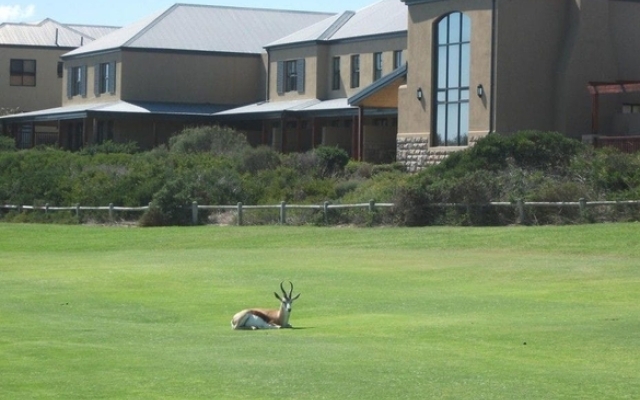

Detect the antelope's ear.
[
  {"left": 292, "top": 293, "right": 301, "bottom": 301},
  {"left": 274, "top": 292, "right": 282, "bottom": 301}
]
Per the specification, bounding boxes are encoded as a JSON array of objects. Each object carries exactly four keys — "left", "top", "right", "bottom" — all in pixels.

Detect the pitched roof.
[
  {"left": 267, "top": 0, "right": 407, "bottom": 48},
  {"left": 63, "top": 4, "right": 335, "bottom": 58},
  {"left": 0, "top": 18, "right": 118, "bottom": 48}
]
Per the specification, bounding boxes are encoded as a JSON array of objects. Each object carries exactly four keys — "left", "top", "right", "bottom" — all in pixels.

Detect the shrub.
[
  {"left": 0, "top": 135, "right": 16, "bottom": 151},
  {"left": 169, "top": 125, "right": 249, "bottom": 156},
  {"left": 79, "top": 140, "right": 140, "bottom": 155},
  {"left": 313, "top": 146, "right": 350, "bottom": 177},
  {"left": 240, "top": 145, "right": 281, "bottom": 175}
]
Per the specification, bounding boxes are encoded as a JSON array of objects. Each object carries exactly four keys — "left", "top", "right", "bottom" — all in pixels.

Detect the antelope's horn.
[
  {"left": 288, "top": 281, "right": 294, "bottom": 298},
  {"left": 280, "top": 281, "right": 287, "bottom": 297}
]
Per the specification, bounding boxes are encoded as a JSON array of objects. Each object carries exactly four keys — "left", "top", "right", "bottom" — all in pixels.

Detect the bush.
[
  {"left": 314, "top": 146, "right": 350, "bottom": 177},
  {"left": 433, "top": 131, "right": 585, "bottom": 179},
  {"left": 169, "top": 125, "right": 249, "bottom": 156},
  {"left": 79, "top": 140, "right": 140, "bottom": 155},
  {"left": 0, "top": 135, "right": 16, "bottom": 151}
]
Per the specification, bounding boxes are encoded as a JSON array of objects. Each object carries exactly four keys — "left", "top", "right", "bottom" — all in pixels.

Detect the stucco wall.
[
  {"left": 120, "top": 50, "right": 264, "bottom": 105},
  {"left": 1, "top": 46, "right": 69, "bottom": 111}
]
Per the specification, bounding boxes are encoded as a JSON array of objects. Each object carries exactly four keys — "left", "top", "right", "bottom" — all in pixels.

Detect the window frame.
[
  {"left": 285, "top": 60, "right": 298, "bottom": 92},
  {"left": 433, "top": 12, "right": 471, "bottom": 147},
  {"left": 332, "top": 56, "right": 341, "bottom": 91},
  {"left": 373, "top": 52, "right": 383, "bottom": 81},
  {"left": 350, "top": 54, "right": 360, "bottom": 89},
  {"left": 393, "top": 50, "right": 403, "bottom": 70},
  {"left": 71, "top": 66, "right": 83, "bottom": 96},
  {"left": 10, "top": 59, "right": 36, "bottom": 87}
]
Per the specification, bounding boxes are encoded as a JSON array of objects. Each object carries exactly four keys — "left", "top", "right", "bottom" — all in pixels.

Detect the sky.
[{"left": 0, "top": 0, "right": 377, "bottom": 26}]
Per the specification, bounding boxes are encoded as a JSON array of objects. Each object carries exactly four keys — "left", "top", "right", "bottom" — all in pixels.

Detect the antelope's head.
[{"left": 274, "top": 281, "right": 301, "bottom": 313}]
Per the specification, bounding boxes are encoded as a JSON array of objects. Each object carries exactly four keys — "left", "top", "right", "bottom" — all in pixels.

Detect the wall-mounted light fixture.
[
  {"left": 476, "top": 84, "right": 484, "bottom": 98},
  {"left": 417, "top": 87, "right": 423, "bottom": 101}
]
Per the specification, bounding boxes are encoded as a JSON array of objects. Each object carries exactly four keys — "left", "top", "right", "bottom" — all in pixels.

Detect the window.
[
  {"left": 57, "top": 62, "right": 63, "bottom": 78},
  {"left": 350, "top": 55, "right": 360, "bottom": 88},
  {"left": 285, "top": 60, "right": 298, "bottom": 92},
  {"left": 393, "top": 50, "right": 404, "bottom": 70},
  {"left": 10, "top": 59, "right": 36, "bottom": 86},
  {"left": 71, "top": 66, "right": 83, "bottom": 96},
  {"left": 434, "top": 12, "right": 471, "bottom": 147},
  {"left": 67, "top": 65, "right": 87, "bottom": 98},
  {"left": 622, "top": 104, "right": 640, "bottom": 114},
  {"left": 332, "top": 57, "right": 341, "bottom": 91},
  {"left": 277, "top": 59, "right": 305, "bottom": 95},
  {"left": 374, "top": 52, "right": 383, "bottom": 81},
  {"left": 96, "top": 62, "right": 115, "bottom": 95}
]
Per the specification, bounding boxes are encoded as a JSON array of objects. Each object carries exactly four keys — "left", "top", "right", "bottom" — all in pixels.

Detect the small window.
[
  {"left": 10, "top": 59, "right": 36, "bottom": 86},
  {"left": 71, "top": 66, "right": 83, "bottom": 96},
  {"left": 57, "top": 62, "right": 64, "bottom": 78},
  {"left": 285, "top": 60, "right": 297, "bottom": 92},
  {"left": 622, "top": 104, "right": 640, "bottom": 114},
  {"left": 332, "top": 57, "right": 341, "bottom": 91},
  {"left": 374, "top": 52, "right": 383, "bottom": 81},
  {"left": 97, "top": 62, "right": 115, "bottom": 94},
  {"left": 393, "top": 50, "right": 404, "bottom": 69},
  {"left": 350, "top": 55, "right": 360, "bottom": 88}
]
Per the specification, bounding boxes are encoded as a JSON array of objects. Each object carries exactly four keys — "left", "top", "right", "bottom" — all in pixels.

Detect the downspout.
[{"left": 489, "top": 0, "right": 497, "bottom": 134}]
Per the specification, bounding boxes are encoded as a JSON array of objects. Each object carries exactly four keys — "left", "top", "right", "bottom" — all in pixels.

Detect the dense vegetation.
[{"left": 1, "top": 127, "right": 639, "bottom": 226}]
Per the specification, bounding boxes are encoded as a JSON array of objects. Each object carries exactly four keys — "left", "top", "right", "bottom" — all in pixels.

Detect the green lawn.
[{"left": 1, "top": 223, "right": 639, "bottom": 399}]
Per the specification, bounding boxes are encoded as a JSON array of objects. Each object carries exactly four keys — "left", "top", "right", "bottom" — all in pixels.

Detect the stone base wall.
[{"left": 397, "top": 135, "right": 481, "bottom": 172}]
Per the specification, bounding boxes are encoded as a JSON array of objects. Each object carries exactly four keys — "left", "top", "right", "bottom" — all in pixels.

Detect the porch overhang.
[
  {"left": 348, "top": 63, "right": 407, "bottom": 108},
  {"left": 587, "top": 81, "right": 640, "bottom": 134},
  {"left": 0, "top": 101, "right": 229, "bottom": 124}
]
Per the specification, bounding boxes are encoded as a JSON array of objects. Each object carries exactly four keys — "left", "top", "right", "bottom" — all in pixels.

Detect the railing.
[{"left": 2, "top": 199, "right": 640, "bottom": 226}]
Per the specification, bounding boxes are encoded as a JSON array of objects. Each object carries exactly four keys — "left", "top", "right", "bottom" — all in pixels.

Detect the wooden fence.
[{"left": 2, "top": 199, "right": 640, "bottom": 225}]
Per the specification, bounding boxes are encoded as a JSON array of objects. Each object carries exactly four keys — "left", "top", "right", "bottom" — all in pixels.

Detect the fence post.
[
  {"left": 516, "top": 199, "right": 525, "bottom": 225},
  {"left": 75, "top": 204, "right": 80, "bottom": 218},
  {"left": 237, "top": 202, "right": 243, "bottom": 226},
  {"left": 324, "top": 201, "right": 330, "bottom": 225},
  {"left": 109, "top": 203, "right": 114, "bottom": 221},
  {"left": 45, "top": 203, "right": 49, "bottom": 214},
  {"left": 280, "top": 201, "right": 287, "bottom": 225},
  {"left": 579, "top": 198, "right": 587, "bottom": 217},
  {"left": 369, "top": 199, "right": 376, "bottom": 213},
  {"left": 192, "top": 201, "right": 198, "bottom": 225}
]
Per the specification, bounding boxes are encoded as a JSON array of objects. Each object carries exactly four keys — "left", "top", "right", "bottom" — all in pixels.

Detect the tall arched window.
[{"left": 434, "top": 12, "right": 471, "bottom": 146}]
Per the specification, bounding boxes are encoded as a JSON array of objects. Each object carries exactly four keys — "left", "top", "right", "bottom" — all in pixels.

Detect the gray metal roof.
[
  {"left": 64, "top": 4, "right": 335, "bottom": 58},
  {"left": 267, "top": 0, "right": 407, "bottom": 48},
  {"left": 0, "top": 100, "right": 227, "bottom": 123},
  {"left": 0, "top": 18, "right": 117, "bottom": 48}
]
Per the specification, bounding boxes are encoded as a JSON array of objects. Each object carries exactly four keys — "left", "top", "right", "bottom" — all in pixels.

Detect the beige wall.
[
  {"left": 121, "top": 50, "right": 264, "bottom": 105},
  {"left": 1, "top": 46, "right": 69, "bottom": 111},
  {"left": 268, "top": 35, "right": 406, "bottom": 102},
  {"left": 399, "top": 1, "right": 493, "bottom": 145},
  {"left": 62, "top": 52, "right": 122, "bottom": 106},
  {"left": 400, "top": 0, "right": 640, "bottom": 152},
  {"left": 269, "top": 45, "right": 320, "bottom": 100}
]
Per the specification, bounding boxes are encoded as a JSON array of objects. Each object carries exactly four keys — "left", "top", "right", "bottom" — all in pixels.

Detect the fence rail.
[{"left": 2, "top": 199, "right": 640, "bottom": 226}]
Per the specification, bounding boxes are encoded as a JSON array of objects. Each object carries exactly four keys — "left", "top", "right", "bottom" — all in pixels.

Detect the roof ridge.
[
  {"left": 318, "top": 11, "right": 356, "bottom": 41},
  {"left": 171, "top": 3, "right": 334, "bottom": 16}
]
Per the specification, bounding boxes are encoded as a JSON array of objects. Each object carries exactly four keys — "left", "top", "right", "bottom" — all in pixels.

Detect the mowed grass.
[{"left": 1, "top": 223, "right": 639, "bottom": 399}]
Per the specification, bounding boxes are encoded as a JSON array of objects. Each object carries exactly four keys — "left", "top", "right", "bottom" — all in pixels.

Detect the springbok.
[{"left": 231, "top": 281, "right": 301, "bottom": 330}]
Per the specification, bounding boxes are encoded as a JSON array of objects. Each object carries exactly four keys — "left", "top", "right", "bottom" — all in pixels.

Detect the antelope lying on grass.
[{"left": 231, "top": 281, "right": 301, "bottom": 330}]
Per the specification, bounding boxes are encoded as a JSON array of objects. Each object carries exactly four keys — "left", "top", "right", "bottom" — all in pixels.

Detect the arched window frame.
[{"left": 433, "top": 12, "right": 471, "bottom": 147}]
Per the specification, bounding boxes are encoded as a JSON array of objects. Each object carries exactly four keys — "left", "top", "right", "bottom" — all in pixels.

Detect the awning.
[
  {"left": 349, "top": 63, "right": 407, "bottom": 107},
  {"left": 214, "top": 98, "right": 358, "bottom": 120},
  {"left": 0, "top": 101, "right": 230, "bottom": 123}
]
